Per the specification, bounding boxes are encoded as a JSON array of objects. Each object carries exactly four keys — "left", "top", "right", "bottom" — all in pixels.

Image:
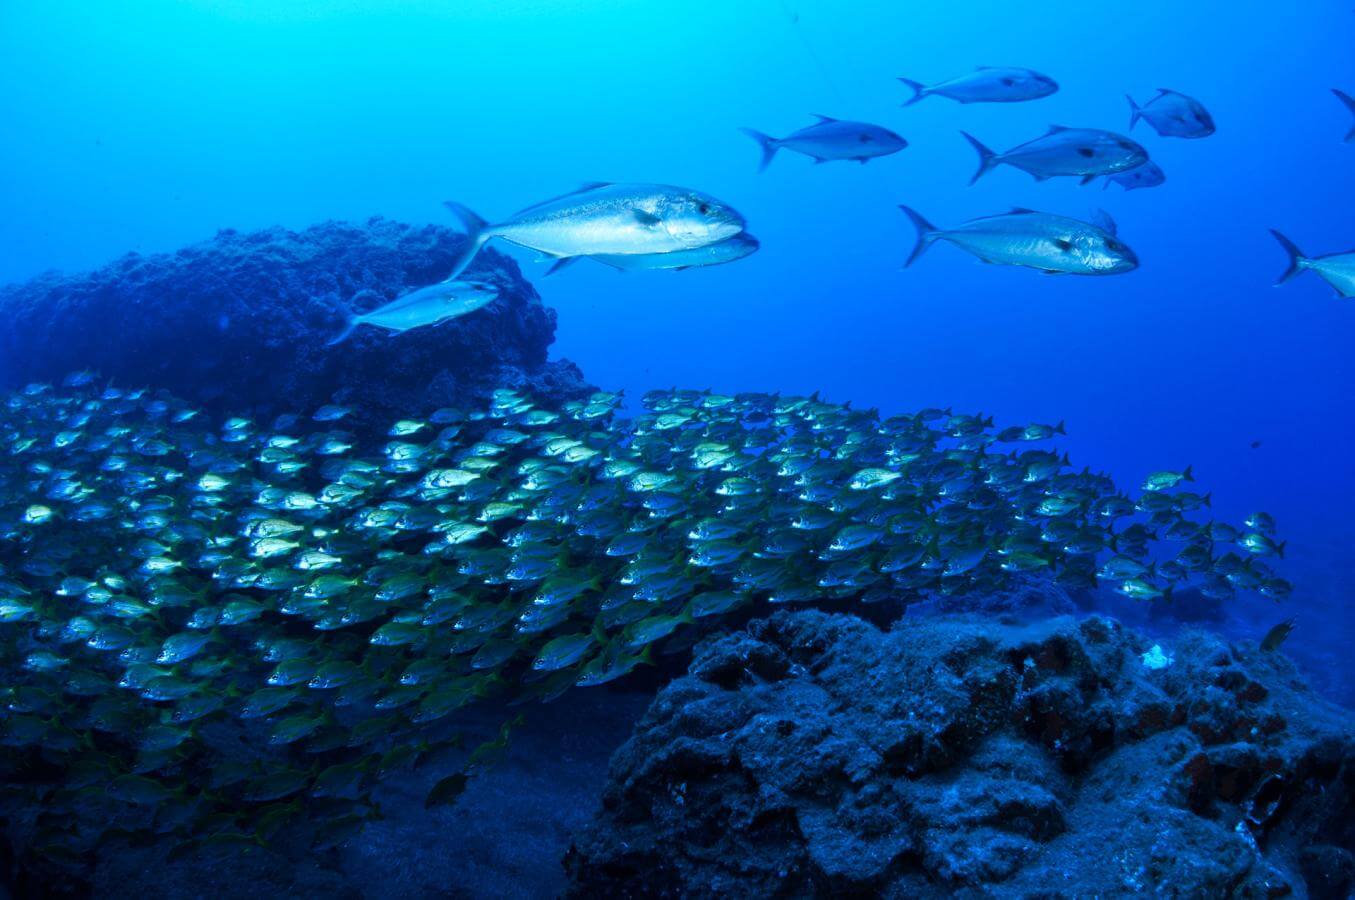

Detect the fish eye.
[
  {"left": 1077, "top": 147, "right": 1095, "bottom": 158},
  {"left": 1105, "top": 239, "right": 1122, "bottom": 252},
  {"left": 698, "top": 203, "right": 710, "bottom": 215},
  {"left": 1117, "top": 140, "right": 1135, "bottom": 150},
  {"left": 1002, "top": 77, "right": 1015, "bottom": 86}
]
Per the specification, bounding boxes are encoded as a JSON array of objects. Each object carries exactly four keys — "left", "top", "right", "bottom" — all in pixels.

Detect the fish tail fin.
[
  {"left": 1269, "top": 230, "right": 1308, "bottom": 286},
  {"left": 442, "top": 201, "right": 493, "bottom": 279},
  {"left": 321, "top": 314, "right": 355, "bottom": 345},
  {"left": 738, "top": 128, "right": 780, "bottom": 172},
  {"left": 898, "top": 205, "right": 942, "bottom": 268},
  {"left": 897, "top": 77, "right": 927, "bottom": 106},
  {"left": 1126, "top": 94, "right": 1143, "bottom": 131},
  {"left": 959, "top": 131, "right": 998, "bottom": 185},
  {"left": 1334, "top": 89, "right": 1355, "bottom": 141}
]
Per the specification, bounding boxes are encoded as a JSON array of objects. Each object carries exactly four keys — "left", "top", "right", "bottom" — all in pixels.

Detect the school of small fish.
[{"left": 0, "top": 373, "right": 1293, "bottom": 855}]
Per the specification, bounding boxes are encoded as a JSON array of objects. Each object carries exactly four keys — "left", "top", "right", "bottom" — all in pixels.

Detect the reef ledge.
[{"left": 0, "top": 219, "right": 591, "bottom": 430}]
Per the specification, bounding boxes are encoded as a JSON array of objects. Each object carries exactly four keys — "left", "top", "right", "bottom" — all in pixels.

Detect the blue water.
[{"left": 1, "top": 0, "right": 1350, "bottom": 676}]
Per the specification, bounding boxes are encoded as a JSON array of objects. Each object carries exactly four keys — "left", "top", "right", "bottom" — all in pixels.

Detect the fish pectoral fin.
[
  {"left": 1054, "top": 239, "right": 1074, "bottom": 252},
  {"left": 545, "top": 257, "right": 583, "bottom": 277},
  {"left": 1079, "top": 174, "right": 1097, "bottom": 185},
  {"left": 633, "top": 210, "right": 662, "bottom": 227}
]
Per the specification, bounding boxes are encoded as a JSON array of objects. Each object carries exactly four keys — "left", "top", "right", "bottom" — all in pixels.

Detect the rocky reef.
[
  {"left": 566, "top": 610, "right": 1355, "bottom": 898},
  {"left": 0, "top": 219, "right": 589, "bottom": 429}
]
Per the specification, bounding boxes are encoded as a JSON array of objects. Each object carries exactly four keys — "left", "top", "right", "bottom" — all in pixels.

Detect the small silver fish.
[
  {"left": 740, "top": 115, "right": 907, "bottom": 171},
  {"left": 1271, "top": 231, "right": 1355, "bottom": 298},
  {"left": 329, "top": 281, "right": 499, "bottom": 345},
  {"left": 962, "top": 126, "right": 1148, "bottom": 185},
  {"left": 900, "top": 205, "right": 1138, "bottom": 276},
  {"left": 899, "top": 67, "right": 1057, "bottom": 105},
  {"left": 442, "top": 183, "right": 746, "bottom": 279},
  {"left": 1127, "top": 89, "right": 1215, "bottom": 139}
]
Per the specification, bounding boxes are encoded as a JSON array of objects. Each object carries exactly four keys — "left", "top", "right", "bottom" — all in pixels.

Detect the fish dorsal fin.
[
  {"left": 1008, "top": 207, "right": 1037, "bottom": 215},
  {"left": 1156, "top": 88, "right": 1175, "bottom": 96},
  {"left": 511, "top": 182, "right": 613, "bottom": 216},
  {"left": 811, "top": 113, "right": 839, "bottom": 123},
  {"left": 1047, "top": 124, "right": 1071, "bottom": 133},
  {"left": 1090, "top": 209, "right": 1118, "bottom": 235}
]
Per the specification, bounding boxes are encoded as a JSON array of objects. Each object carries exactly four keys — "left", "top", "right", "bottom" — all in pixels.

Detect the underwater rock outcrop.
[
  {"left": 566, "top": 609, "right": 1355, "bottom": 898},
  {"left": 0, "top": 219, "right": 589, "bottom": 428}
]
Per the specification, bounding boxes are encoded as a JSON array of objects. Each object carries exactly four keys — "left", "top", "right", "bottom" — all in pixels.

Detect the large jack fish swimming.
[{"left": 441, "top": 183, "right": 747, "bottom": 279}]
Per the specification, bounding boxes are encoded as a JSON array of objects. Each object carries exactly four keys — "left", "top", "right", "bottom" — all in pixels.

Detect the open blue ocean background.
[{"left": 1, "top": 0, "right": 1351, "bottom": 694}]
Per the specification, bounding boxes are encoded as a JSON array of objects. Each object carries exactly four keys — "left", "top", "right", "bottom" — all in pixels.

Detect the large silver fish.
[
  {"left": 1334, "top": 89, "right": 1355, "bottom": 143},
  {"left": 547, "top": 233, "right": 760, "bottom": 275},
  {"left": 899, "top": 205, "right": 1138, "bottom": 275},
  {"left": 442, "top": 183, "right": 746, "bottom": 280},
  {"left": 962, "top": 126, "right": 1148, "bottom": 186},
  {"left": 1127, "top": 89, "right": 1215, "bottom": 139},
  {"left": 328, "top": 280, "right": 499, "bottom": 345},
  {"left": 739, "top": 116, "right": 907, "bottom": 171},
  {"left": 1271, "top": 231, "right": 1355, "bottom": 298},
  {"left": 898, "top": 67, "right": 1057, "bottom": 105}
]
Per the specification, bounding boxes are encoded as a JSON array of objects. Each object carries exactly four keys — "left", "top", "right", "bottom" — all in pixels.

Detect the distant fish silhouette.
[
  {"left": 740, "top": 116, "right": 907, "bottom": 171},
  {"left": 1127, "top": 89, "right": 1216, "bottom": 139},
  {"left": 1102, "top": 160, "right": 1166, "bottom": 192},
  {"left": 898, "top": 67, "right": 1058, "bottom": 105},
  {"left": 1334, "top": 88, "right": 1355, "bottom": 142}
]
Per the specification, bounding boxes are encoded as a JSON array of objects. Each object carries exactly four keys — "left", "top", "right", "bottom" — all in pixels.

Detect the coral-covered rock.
[
  {"left": 0, "top": 219, "right": 590, "bottom": 429},
  {"left": 566, "top": 610, "right": 1355, "bottom": 898}
]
